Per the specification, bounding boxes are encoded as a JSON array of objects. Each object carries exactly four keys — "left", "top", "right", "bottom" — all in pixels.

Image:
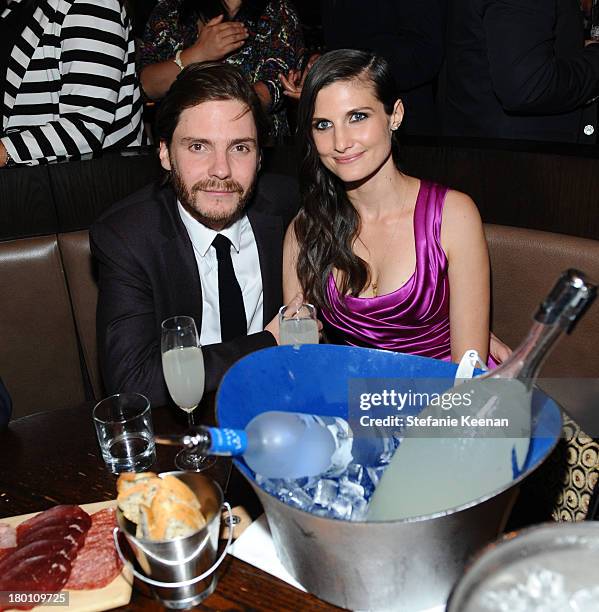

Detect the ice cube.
[
  {"left": 330, "top": 495, "right": 353, "bottom": 520},
  {"left": 310, "top": 506, "right": 332, "bottom": 518},
  {"left": 257, "top": 476, "right": 286, "bottom": 496},
  {"left": 339, "top": 477, "right": 365, "bottom": 501},
  {"left": 282, "top": 486, "right": 314, "bottom": 511},
  {"left": 479, "top": 566, "right": 571, "bottom": 612},
  {"left": 377, "top": 449, "right": 394, "bottom": 465},
  {"left": 571, "top": 586, "right": 599, "bottom": 612},
  {"left": 345, "top": 463, "right": 363, "bottom": 484},
  {"left": 313, "top": 479, "right": 338, "bottom": 508},
  {"left": 366, "top": 465, "right": 387, "bottom": 488},
  {"left": 350, "top": 497, "right": 368, "bottom": 521}
]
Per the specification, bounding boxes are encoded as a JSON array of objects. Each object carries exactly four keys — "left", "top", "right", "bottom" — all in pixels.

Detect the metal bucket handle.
[{"left": 113, "top": 502, "right": 233, "bottom": 588}]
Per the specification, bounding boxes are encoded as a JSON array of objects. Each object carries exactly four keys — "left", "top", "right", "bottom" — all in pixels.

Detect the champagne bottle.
[
  {"left": 156, "top": 411, "right": 392, "bottom": 479},
  {"left": 367, "top": 269, "right": 596, "bottom": 521}
]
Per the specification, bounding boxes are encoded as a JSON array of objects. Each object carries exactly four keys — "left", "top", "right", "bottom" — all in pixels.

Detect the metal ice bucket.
[
  {"left": 447, "top": 522, "right": 599, "bottom": 611},
  {"left": 114, "top": 471, "right": 232, "bottom": 609},
  {"left": 216, "top": 345, "right": 562, "bottom": 611}
]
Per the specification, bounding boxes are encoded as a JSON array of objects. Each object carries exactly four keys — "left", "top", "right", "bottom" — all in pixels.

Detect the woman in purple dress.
[{"left": 283, "top": 49, "right": 500, "bottom": 363}]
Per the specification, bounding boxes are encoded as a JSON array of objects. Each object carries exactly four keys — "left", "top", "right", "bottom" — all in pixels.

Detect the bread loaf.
[
  {"left": 117, "top": 473, "right": 161, "bottom": 524},
  {"left": 117, "top": 472, "right": 206, "bottom": 541}
]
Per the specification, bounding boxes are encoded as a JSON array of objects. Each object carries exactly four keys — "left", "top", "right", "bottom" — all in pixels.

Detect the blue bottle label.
[{"left": 207, "top": 427, "right": 248, "bottom": 456}]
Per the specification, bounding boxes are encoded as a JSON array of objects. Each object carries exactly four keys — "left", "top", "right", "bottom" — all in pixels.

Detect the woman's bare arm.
[{"left": 441, "top": 190, "right": 491, "bottom": 363}]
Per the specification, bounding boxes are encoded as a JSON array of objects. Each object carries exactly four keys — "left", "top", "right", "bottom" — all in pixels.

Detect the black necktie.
[{"left": 212, "top": 234, "right": 247, "bottom": 342}]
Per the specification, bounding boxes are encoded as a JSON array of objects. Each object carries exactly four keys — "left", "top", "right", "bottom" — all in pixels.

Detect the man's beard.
[{"left": 171, "top": 166, "right": 255, "bottom": 229}]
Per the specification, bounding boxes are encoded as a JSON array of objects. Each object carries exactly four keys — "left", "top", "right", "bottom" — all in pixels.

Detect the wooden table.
[{"left": 0, "top": 403, "right": 340, "bottom": 611}]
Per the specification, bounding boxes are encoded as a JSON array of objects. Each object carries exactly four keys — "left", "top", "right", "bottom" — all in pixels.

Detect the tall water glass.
[
  {"left": 161, "top": 316, "right": 215, "bottom": 471},
  {"left": 279, "top": 303, "right": 319, "bottom": 346}
]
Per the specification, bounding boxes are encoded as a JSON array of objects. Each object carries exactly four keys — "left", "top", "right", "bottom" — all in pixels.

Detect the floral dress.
[{"left": 138, "top": 0, "right": 304, "bottom": 139}]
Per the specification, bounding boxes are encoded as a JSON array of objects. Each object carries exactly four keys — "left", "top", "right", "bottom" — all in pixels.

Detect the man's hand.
[
  {"left": 279, "top": 53, "right": 320, "bottom": 101},
  {"left": 183, "top": 15, "right": 248, "bottom": 65}
]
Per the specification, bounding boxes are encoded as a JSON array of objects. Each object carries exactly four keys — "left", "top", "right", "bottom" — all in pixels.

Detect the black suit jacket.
[
  {"left": 441, "top": 0, "right": 599, "bottom": 143},
  {"left": 90, "top": 173, "right": 299, "bottom": 407}
]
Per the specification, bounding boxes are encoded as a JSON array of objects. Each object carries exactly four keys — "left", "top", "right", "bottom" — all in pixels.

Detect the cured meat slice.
[
  {"left": 0, "top": 539, "right": 75, "bottom": 575},
  {"left": 17, "top": 505, "right": 91, "bottom": 542},
  {"left": 0, "top": 547, "right": 72, "bottom": 612},
  {"left": 18, "top": 523, "right": 88, "bottom": 551},
  {"left": 0, "top": 505, "right": 98, "bottom": 612},
  {"left": 1, "top": 551, "right": 71, "bottom": 585},
  {"left": 65, "top": 508, "right": 123, "bottom": 590}
]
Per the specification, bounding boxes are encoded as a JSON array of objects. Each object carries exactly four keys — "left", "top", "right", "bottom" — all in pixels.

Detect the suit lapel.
[
  {"left": 248, "top": 206, "right": 284, "bottom": 325},
  {"left": 159, "top": 189, "right": 204, "bottom": 326}
]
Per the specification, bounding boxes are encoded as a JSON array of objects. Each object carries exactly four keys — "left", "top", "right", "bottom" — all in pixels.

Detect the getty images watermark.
[{"left": 348, "top": 378, "right": 534, "bottom": 439}]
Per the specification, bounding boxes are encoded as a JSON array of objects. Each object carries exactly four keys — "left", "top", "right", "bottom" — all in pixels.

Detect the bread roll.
[
  {"left": 117, "top": 474, "right": 162, "bottom": 524},
  {"left": 117, "top": 472, "right": 206, "bottom": 541},
  {"left": 160, "top": 475, "right": 202, "bottom": 510},
  {"left": 136, "top": 504, "right": 153, "bottom": 540},
  {"left": 116, "top": 471, "right": 158, "bottom": 495},
  {"left": 146, "top": 489, "right": 206, "bottom": 540}
]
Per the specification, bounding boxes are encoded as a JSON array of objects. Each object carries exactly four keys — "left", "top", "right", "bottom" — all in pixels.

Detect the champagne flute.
[{"left": 161, "top": 316, "right": 215, "bottom": 471}]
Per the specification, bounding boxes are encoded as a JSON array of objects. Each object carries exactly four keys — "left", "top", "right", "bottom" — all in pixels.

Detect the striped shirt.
[{"left": 1, "top": 0, "right": 144, "bottom": 166}]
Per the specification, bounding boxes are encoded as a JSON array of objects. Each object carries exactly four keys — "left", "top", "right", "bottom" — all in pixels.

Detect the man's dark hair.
[{"left": 155, "top": 61, "right": 268, "bottom": 148}]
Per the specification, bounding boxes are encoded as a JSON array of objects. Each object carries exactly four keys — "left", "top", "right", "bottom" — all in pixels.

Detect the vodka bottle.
[
  {"left": 367, "top": 269, "right": 596, "bottom": 521},
  {"left": 156, "top": 411, "right": 392, "bottom": 479}
]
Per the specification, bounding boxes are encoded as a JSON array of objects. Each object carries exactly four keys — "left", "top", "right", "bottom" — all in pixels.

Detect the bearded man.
[{"left": 91, "top": 62, "right": 299, "bottom": 406}]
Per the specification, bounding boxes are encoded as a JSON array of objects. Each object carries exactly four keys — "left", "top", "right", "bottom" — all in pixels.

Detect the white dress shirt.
[{"left": 178, "top": 202, "right": 263, "bottom": 345}]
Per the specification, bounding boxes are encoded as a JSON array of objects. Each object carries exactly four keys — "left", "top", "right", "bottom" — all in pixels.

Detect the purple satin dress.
[{"left": 321, "top": 180, "right": 452, "bottom": 360}]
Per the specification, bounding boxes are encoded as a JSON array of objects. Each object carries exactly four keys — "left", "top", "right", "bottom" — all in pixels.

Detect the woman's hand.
[
  {"left": 489, "top": 331, "right": 512, "bottom": 365},
  {"left": 265, "top": 293, "right": 323, "bottom": 345},
  {"left": 184, "top": 14, "right": 248, "bottom": 64},
  {"left": 265, "top": 292, "right": 303, "bottom": 344},
  {"left": 279, "top": 53, "right": 320, "bottom": 100}
]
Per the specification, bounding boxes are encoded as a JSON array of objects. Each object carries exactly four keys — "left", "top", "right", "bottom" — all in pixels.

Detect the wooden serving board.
[{"left": 2, "top": 500, "right": 133, "bottom": 612}]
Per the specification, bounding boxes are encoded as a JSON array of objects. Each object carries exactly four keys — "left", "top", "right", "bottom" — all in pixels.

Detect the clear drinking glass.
[
  {"left": 161, "top": 316, "right": 215, "bottom": 471},
  {"left": 93, "top": 392, "right": 156, "bottom": 473},
  {"left": 279, "top": 303, "right": 319, "bottom": 346}
]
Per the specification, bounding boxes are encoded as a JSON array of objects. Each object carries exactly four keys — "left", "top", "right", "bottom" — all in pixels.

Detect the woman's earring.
[{"left": 391, "top": 123, "right": 400, "bottom": 132}]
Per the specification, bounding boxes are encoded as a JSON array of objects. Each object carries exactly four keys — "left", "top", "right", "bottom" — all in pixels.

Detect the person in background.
[
  {"left": 283, "top": 50, "right": 507, "bottom": 364},
  {"left": 0, "top": 0, "right": 144, "bottom": 167},
  {"left": 138, "top": 0, "right": 304, "bottom": 140},
  {"left": 281, "top": 0, "right": 446, "bottom": 136},
  {"left": 441, "top": 0, "right": 599, "bottom": 143},
  {"left": 91, "top": 63, "right": 300, "bottom": 407}
]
